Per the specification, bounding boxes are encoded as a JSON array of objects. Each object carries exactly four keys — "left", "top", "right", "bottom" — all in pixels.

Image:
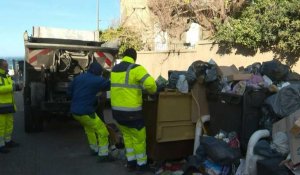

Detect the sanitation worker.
[
  {"left": 110, "top": 48, "right": 157, "bottom": 173},
  {"left": 69, "top": 62, "right": 112, "bottom": 162},
  {"left": 0, "top": 58, "right": 19, "bottom": 153}
]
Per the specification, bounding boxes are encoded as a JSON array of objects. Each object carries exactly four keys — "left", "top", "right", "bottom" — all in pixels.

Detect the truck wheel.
[{"left": 24, "top": 82, "right": 45, "bottom": 133}]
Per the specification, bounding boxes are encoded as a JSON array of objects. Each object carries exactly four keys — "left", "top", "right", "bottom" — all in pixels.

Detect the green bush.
[
  {"left": 214, "top": 0, "right": 300, "bottom": 66},
  {"left": 100, "top": 27, "right": 144, "bottom": 54}
]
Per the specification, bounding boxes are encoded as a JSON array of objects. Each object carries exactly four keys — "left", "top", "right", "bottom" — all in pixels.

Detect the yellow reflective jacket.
[
  {"left": 0, "top": 68, "right": 14, "bottom": 107},
  {"left": 110, "top": 56, "right": 157, "bottom": 111}
]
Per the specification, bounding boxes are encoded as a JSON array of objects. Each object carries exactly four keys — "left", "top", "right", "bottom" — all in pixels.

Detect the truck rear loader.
[{"left": 23, "top": 26, "right": 118, "bottom": 132}]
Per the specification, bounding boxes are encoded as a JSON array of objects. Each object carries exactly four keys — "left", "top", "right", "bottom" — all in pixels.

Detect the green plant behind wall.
[
  {"left": 100, "top": 27, "right": 144, "bottom": 54},
  {"left": 213, "top": 0, "right": 300, "bottom": 66}
]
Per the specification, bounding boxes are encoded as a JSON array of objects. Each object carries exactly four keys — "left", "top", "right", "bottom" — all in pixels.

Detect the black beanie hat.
[
  {"left": 88, "top": 62, "right": 103, "bottom": 75},
  {"left": 123, "top": 48, "right": 137, "bottom": 61}
]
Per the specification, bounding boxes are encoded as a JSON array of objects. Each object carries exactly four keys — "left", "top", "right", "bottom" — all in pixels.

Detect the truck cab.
[{"left": 23, "top": 26, "right": 118, "bottom": 132}]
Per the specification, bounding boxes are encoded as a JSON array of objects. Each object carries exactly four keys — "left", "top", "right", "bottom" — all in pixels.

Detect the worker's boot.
[
  {"left": 0, "top": 146, "right": 10, "bottom": 153},
  {"left": 5, "top": 141, "right": 19, "bottom": 148},
  {"left": 126, "top": 160, "right": 137, "bottom": 172}
]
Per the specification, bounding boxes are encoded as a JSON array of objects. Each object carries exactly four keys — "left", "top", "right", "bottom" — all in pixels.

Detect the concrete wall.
[
  {"left": 136, "top": 41, "right": 300, "bottom": 79},
  {"left": 120, "top": 0, "right": 154, "bottom": 49},
  {"left": 120, "top": 0, "right": 151, "bottom": 29}
]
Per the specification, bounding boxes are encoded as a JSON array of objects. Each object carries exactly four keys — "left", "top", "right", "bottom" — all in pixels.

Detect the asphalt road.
[{"left": 0, "top": 92, "right": 135, "bottom": 175}]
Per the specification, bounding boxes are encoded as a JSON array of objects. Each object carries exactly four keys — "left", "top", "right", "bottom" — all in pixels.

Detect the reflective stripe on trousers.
[
  {"left": 111, "top": 106, "right": 142, "bottom": 111},
  {"left": 73, "top": 113, "right": 109, "bottom": 155},
  {"left": 90, "top": 144, "right": 98, "bottom": 153},
  {"left": 118, "top": 124, "right": 147, "bottom": 166},
  {"left": 98, "top": 145, "right": 109, "bottom": 156},
  {"left": 126, "top": 148, "right": 136, "bottom": 161},
  {"left": 0, "top": 113, "right": 13, "bottom": 147}
]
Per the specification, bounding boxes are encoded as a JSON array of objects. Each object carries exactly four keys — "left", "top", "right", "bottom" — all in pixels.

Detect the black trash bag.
[
  {"left": 205, "top": 65, "right": 218, "bottom": 83},
  {"left": 254, "top": 140, "right": 284, "bottom": 158},
  {"left": 167, "top": 70, "right": 196, "bottom": 89},
  {"left": 261, "top": 60, "right": 290, "bottom": 82},
  {"left": 187, "top": 60, "right": 218, "bottom": 83},
  {"left": 245, "top": 62, "right": 262, "bottom": 75},
  {"left": 188, "top": 60, "right": 209, "bottom": 78},
  {"left": 259, "top": 105, "right": 280, "bottom": 131},
  {"left": 156, "top": 75, "right": 168, "bottom": 92},
  {"left": 286, "top": 71, "right": 300, "bottom": 81},
  {"left": 182, "top": 155, "right": 203, "bottom": 174},
  {"left": 200, "top": 136, "right": 241, "bottom": 166},
  {"left": 265, "top": 84, "right": 300, "bottom": 118},
  {"left": 168, "top": 71, "right": 186, "bottom": 89},
  {"left": 195, "top": 144, "right": 207, "bottom": 162}
]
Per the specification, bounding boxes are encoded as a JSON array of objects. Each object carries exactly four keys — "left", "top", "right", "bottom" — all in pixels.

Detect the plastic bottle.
[{"left": 176, "top": 74, "right": 189, "bottom": 93}]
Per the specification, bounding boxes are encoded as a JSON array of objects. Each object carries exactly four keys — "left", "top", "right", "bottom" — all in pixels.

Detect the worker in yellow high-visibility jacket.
[
  {"left": 110, "top": 48, "right": 157, "bottom": 173},
  {"left": 0, "top": 59, "right": 19, "bottom": 154}
]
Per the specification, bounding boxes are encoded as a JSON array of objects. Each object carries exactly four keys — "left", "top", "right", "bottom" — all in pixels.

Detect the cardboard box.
[
  {"left": 219, "top": 65, "right": 252, "bottom": 81},
  {"left": 219, "top": 65, "right": 239, "bottom": 76},
  {"left": 226, "top": 74, "right": 253, "bottom": 81},
  {"left": 191, "top": 77, "right": 209, "bottom": 123},
  {"left": 290, "top": 119, "right": 300, "bottom": 136},
  {"left": 284, "top": 160, "right": 300, "bottom": 174},
  {"left": 273, "top": 109, "right": 300, "bottom": 164}
]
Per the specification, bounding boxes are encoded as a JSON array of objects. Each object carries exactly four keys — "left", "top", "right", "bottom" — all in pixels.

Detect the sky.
[{"left": 0, "top": 0, "right": 120, "bottom": 57}]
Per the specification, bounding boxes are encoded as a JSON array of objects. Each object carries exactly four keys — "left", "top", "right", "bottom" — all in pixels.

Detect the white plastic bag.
[{"left": 176, "top": 74, "right": 189, "bottom": 93}]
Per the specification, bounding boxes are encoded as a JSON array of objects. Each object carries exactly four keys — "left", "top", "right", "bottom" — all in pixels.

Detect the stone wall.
[{"left": 136, "top": 41, "right": 300, "bottom": 79}]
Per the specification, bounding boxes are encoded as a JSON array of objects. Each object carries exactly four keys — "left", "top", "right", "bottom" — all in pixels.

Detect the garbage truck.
[{"left": 23, "top": 26, "right": 118, "bottom": 132}]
